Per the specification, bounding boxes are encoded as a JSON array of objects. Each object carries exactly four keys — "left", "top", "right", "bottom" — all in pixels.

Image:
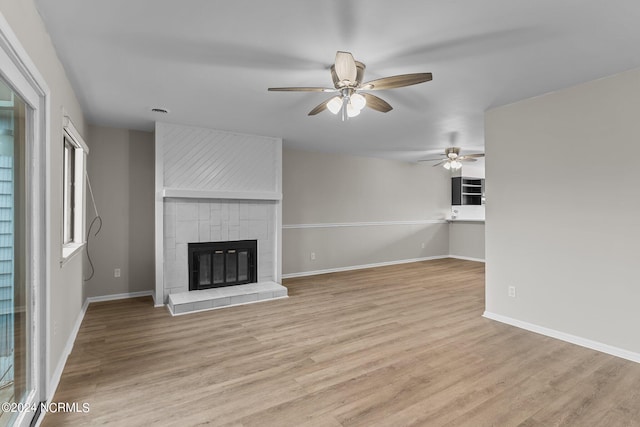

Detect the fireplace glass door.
[{"left": 189, "top": 240, "right": 257, "bottom": 290}]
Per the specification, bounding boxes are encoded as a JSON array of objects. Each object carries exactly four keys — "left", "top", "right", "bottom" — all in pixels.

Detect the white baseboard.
[
  {"left": 449, "top": 254, "right": 485, "bottom": 263},
  {"left": 47, "top": 297, "right": 90, "bottom": 407},
  {"left": 483, "top": 311, "right": 640, "bottom": 364},
  {"left": 282, "top": 255, "right": 449, "bottom": 279},
  {"left": 151, "top": 290, "right": 161, "bottom": 307},
  {"left": 86, "top": 290, "right": 153, "bottom": 304}
]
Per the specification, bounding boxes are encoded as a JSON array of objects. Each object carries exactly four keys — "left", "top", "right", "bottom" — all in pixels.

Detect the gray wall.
[
  {"left": 0, "top": 0, "right": 87, "bottom": 393},
  {"left": 449, "top": 221, "right": 485, "bottom": 261},
  {"left": 282, "top": 148, "right": 450, "bottom": 275},
  {"left": 485, "top": 67, "right": 640, "bottom": 354},
  {"left": 85, "top": 126, "right": 154, "bottom": 298}
]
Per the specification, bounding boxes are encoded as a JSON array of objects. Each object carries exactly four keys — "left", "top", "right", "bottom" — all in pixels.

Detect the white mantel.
[{"left": 154, "top": 122, "right": 283, "bottom": 305}]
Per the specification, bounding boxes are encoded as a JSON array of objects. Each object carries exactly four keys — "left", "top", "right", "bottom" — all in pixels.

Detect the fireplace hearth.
[{"left": 188, "top": 240, "right": 257, "bottom": 290}]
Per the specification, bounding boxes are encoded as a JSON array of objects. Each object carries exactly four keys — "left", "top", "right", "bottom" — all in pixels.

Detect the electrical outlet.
[
  {"left": 310, "top": 252, "right": 316, "bottom": 261},
  {"left": 114, "top": 268, "right": 121, "bottom": 278},
  {"left": 508, "top": 286, "right": 516, "bottom": 298},
  {"left": 421, "top": 242, "right": 426, "bottom": 249},
  {"left": 53, "top": 321, "right": 58, "bottom": 336}
]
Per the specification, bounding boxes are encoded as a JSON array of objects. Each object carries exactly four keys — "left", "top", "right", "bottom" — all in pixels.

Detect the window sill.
[{"left": 61, "top": 242, "right": 85, "bottom": 267}]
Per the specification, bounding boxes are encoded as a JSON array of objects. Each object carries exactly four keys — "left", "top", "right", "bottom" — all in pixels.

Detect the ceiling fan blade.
[
  {"left": 360, "top": 73, "right": 433, "bottom": 90},
  {"left": 417, "top": 157, "right": 446, "bottom": 162},
  {"left": 268, "top": 87, "right": 334, "bottom": 92},
  {"left": 308, "top": 98, "right": 332, "bottom": 116},
  {"left": 330, "top": 66, "right": 340, "bottom": 87},
  {"left": 459, "top": 158, "right": 478, "bottom": 162},
  {"left": 459, "top": 153, "right": 485, "bottom": 159},
  {"left": 362, "top": 93, "right": 393, "bottom": 113},
  {"left": 334, "top": 51, "right": 357, "bottom": 83},
  {"left": 431, "top": 160, "right": 447, "bottom": 167}
]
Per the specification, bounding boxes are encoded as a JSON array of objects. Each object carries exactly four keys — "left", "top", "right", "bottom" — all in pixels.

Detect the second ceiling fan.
[
  {"left": 268, "top": 51, "right": 432, "bottom": 118},
  {"left": 419, "top": 147, "right": 485, "bottom": 170}
]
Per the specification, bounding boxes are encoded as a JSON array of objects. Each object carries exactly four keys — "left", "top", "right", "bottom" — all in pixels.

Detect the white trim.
[
  {"left": 448, "top": 254, "right": 486, "bottom": 263},
  {"left": 282, "top": 255, "right": 449, "bottom": 279},
  {"left": 483, "top": 311, "right": 640, "bottom": 364},
  {"left": 0, "top": 10, "right": 52, "bottom": 426},
  {"left": 86, "top": 290, "right": 153, "bottom": 304},
  {"left": 275, "top": 140, "right": 283, "bottom": 283},
  {"left": 47, "top": 298, "right": 89, "bottom": 410},
  {"left": 162, "top": 187, "right": 282, "bottom": 201},
  {"left": 0, "top": 14, "right": 46, "bottom": 106},
  {"left": 154, "top": 122, "right": 164, "bottom": 306},
  {"left": 282, "top": 219, "right": 448, "bottom": 229},
  {"left": 62, "top": 114, "right": 89, "bottom": 153},
  {"left": 60, "top": 242, "right": 85, "bottom": 265},
  {"left": 61, "top": 114, "right": 88, "bottom": 258}
]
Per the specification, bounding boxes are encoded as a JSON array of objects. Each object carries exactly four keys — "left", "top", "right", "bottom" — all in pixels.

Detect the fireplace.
[
  {"left": 188, "top": 240, "right": 257, "bottom": 290},
  {"left": 155, "top": 123, "right": 283, "bottom": 306}
]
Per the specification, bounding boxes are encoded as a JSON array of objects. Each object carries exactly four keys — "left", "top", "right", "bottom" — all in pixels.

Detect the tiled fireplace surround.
[
  {"left": 154, "top": 122, "right": 285, "bottom": 314},
  {"left": 162, "top": 198, "right": 276, "bottom": 300}
]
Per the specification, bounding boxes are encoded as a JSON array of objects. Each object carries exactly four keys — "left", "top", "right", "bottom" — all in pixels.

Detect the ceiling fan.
[
  {"left": 419, "top": 147, "right": 484, "bottom": 170},
  {"left": 268, "top": 51, "right": 432, "bottom": 119}
]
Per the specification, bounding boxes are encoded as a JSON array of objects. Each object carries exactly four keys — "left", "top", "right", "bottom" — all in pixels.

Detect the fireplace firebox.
[{"left": 188, "top": 240, "right": 257, "bottom": 290}]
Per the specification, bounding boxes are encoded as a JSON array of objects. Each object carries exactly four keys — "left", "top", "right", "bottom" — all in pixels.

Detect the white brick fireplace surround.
[{"left": 154, "top": 122, "right": 285, "bottom": 314}]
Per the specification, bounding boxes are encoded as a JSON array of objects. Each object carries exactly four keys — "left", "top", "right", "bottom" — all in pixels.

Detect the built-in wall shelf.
[{"left": 452, "top": 177, "right": 485, "bottom": 206}]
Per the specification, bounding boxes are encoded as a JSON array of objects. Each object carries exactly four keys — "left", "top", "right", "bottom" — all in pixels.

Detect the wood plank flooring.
[{"left": 42, "top": 259, "right": 640, "bottom": 426}]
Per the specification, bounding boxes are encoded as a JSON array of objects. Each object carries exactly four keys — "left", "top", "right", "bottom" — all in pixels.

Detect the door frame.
[{"left": 0, "top": 11, "right": 50, "bottom": 427}]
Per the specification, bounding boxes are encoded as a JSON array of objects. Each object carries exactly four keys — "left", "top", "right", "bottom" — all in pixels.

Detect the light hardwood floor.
[{"left": 43, "top": 259, "right": 640, "bottom": 426}]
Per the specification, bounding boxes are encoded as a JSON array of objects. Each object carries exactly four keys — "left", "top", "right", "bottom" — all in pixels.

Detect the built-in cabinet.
[{"left": 452, "top": 176, "right": 485, "bottom": 206}]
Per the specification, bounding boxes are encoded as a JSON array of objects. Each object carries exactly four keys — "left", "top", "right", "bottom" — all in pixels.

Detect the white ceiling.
[{"left": 34, "top": 0, "right": 640, "bottom": 162}]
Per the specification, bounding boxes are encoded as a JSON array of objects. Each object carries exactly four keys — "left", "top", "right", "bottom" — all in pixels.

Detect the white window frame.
[
  {"left": 0, "top": 10, "right": 50, "bottom": 427},
  {"left": 61, "top": 115, "right": 88, "bottom": 261}
]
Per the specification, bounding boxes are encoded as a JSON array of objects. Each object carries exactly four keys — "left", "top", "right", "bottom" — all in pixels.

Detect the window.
[
  {"left": 61, "top": 116, "right": 88, "bottom": 260},
  {"left": 63, "top": 136, "right": 75, "bottom": 243}
]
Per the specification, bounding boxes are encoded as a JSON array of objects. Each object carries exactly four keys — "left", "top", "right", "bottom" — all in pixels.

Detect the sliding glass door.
[{"left": 0, "top": 78, "right": 31, "bottom": 427}]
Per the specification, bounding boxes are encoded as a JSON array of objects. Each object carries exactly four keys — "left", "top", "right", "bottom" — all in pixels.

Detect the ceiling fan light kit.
[
  {"left": 443, "top": 160, "right": 462, "bottom": 170},
  {"left": 326, "top": 96, "right": 343, "bottom": 114},
  {"left": 268, "top": 51, "right": 432, "bottom": 119},
  {"left": 346, "top": 102, "right": 360, "bottom": 118}
]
